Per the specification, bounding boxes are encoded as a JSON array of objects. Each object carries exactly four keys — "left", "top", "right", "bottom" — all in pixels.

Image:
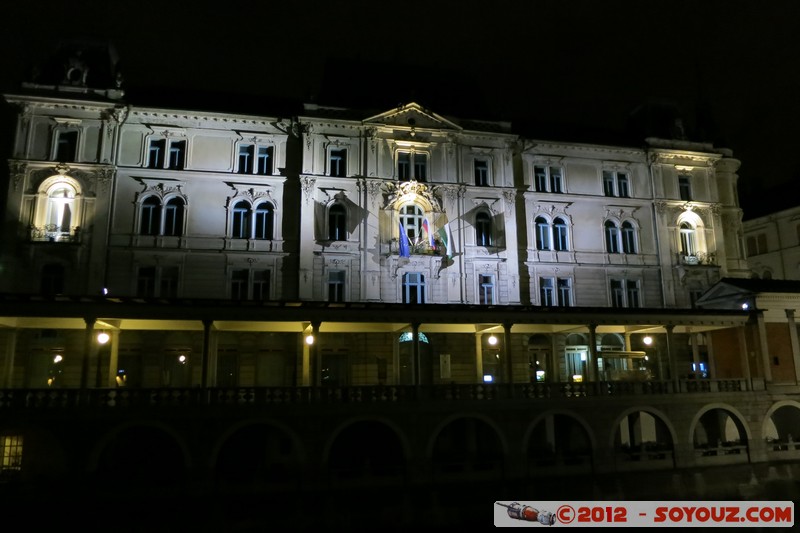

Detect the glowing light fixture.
[
  {"left": 643, "top": 336, "right": 653, "bottom": 346},
  {"left": 178, "top": 355, "right": 187, "bottom": 364},
  {"left": 305, "top": 334, "right": 315, "bottom": 345},
  {"left": 741, "top": 303, "right": 749, "bottom": 310},
  {"left": 97, "top": 332, "right": 110, "bottom": 344},
  {"left": 483, "top": 374, "right": 494, "bottom": 383},
  {"left": 53, "top": 354, "right": 63, "bottom": 364},
  {"left": 488, "top": 335, "right": 498, "bottom": 346}
]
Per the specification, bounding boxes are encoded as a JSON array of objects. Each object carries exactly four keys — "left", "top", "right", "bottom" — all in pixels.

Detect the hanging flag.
[
  {"left": 436, "top": 214, "right": 454, "bottom": 258},
  {"left": 399, "top": 222, "right": 410, "bottom": 257},
  {"left": 422, "top": 218, "right": 434, "bottom": 248}
]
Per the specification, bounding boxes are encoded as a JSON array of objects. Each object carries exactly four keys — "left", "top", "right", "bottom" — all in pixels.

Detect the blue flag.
[{"left": 399, "top": 222, "right": 410, "bottom": 257}]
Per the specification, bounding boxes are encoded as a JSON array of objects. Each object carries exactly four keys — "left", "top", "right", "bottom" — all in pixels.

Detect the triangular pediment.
[
  {"left": 694, "top": 281, "right": 753, "bottom": 309},
  {"left": 364, "top": 102, "right": 462, "bottom": 131}
]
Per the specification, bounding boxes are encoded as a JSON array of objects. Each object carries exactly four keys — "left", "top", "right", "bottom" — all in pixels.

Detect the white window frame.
[
  {"left": 396, "top": 149, "right": 429, "bottom": 181},
  {"left": 52, "top": 127, "right": 80, "bottom": 162},
  {"left": 602, "top": 169, "right": 630, "bottom": 197},
  {"left": 230, "top": 268, "right": 271, "bottom": 300},
  {"left": 540, "top": 276, "right": 572, "bottom": 307},
  {"left": 237, "top": 142, "right": 275, "bottom": 175},
  {"left": 401, "top": 272, "right": 427, "bottom": 303},
  {"left": 474, "top": 158, "right": 491, "bottom": 186},
  {"left": 328, "top": 148, "right": 348, "bottom": 177},
  {"left": 610, "top": 278, "right": 641, "bottom": 308},
  {"left": 135, "top": 265, "right": 180, "bottom": 298},
  {"left": 533, "top": 165, "right": 564, "bottom": 193},
  {"left": 146, "top": 136, "right": 188, "bottom": 170},
  {"left": 478, "top": 274, "right": 495, "bottom": 304}
]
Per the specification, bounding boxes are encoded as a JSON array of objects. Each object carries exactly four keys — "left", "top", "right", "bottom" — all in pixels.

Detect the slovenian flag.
[
  {"left": 399, "top": 222, "right": 410, "bottom": 257},
  {"left": 422, "top": 218, "right": 434, "bottom": 247}
]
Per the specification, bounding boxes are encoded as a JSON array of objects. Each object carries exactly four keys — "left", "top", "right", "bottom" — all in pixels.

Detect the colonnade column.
[
  {"left": 587, "top": 324, "right": 598, "bottom": 381},
  {"left": 81, "top": 317, "right": 97, "bottom": 391},
  {"left": 106, "top": 330, "right": 120, "bottom": 387},
  {"left": 311, "top": 321, "right": 321, "bottom": 386},
  {"left": 756, "top": 313, "right": 772, "bottom": 382},
  {"left": 3, "top": 329, "right": 17, "bottom": 388},
  {"left": 474, "top": 333, "right": 484, "bottom": 383},
  {"left": 201, "top": 319, "right": 213, "bottom": 389},
  {"left": 665, "top": 325, "right": 677, "bottom": 388},
  {"left": 785, "top": 309, "right": 800, "bottom": 384},
  {"left": 736, "top": 326, "right": 751, "bottom": 385},
  {"left": 503, "top": 322, "right": 513, "bottom": 386},
  {"left": 412, "top": 322, "right": 421, "bottom": 385}
]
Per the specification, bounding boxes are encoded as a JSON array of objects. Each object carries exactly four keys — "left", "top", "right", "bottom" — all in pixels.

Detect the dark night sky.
[{"left": 2, "top": 0, "right": 799, "bottom": 218}]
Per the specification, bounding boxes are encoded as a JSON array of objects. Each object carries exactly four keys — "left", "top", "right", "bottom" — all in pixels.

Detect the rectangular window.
[
  {"left": 557, "top": 278, "right": 572, "bottom": 306},
  {"left": 611, "top": 279, "right": 640, "bottom": 307},
  {"left": 136, "top": 266, "right": 157, "bottom": 297},
  {"left": 534, "top": 166, "right": 548, "bottom": 192},
  {"left": 397, "top": 152, "right": 427, "bottom": 181},
  {"left": 397, "top": 152, "right": 411, "bottom": 180},
  {"left": 475, "top": 159, "right": 489, "bottom": 186},
  {"left": 610, "top": 279, "right": 624, "bottom": 307},
  {"left": 414, "top": 153, "right": 427, "bottom": 181},
  {"left": 679, "top": 175, "right": 692, "bottom": 201},
  {"left": 533, "top": 165, "right": 564, "bottom": 193},
  {"left": 549, "top": 167, "right": 563, "bottom": 193},
  {"left": 148, "top": 139, "right": 166, "bottom": 169},
  {"left": 328, "top": 270, "right": 345, "bottom": 302},
  {"left": 238, "top": 144, "right": 254, "bottom": 174},
  {"left": 617, "top": 172, "right": 630, "bottom": 197},
  {"left": 55, "top": 130, "right": 78, "bottom": 162},
  {"left": 1, "top": 435, "right": 23, "bottom": 472},
  {"left": 402, "top": 272, "right": 426, "bottom": 304},
  {"left": 329, "top": 149, "right": 347, "bottom": 177},
  {"left": 252, "top": 270, "right": 270, "bottom": 301},
  {"left": 168, "top": 140, "right": 186, "bottom": 169},
  {"left": 746, "top": 233, "right": 768, "bottom": 256},
  {"left": 603, "top": 170, "right": 615, "bottom": 196},
  {"left": 478, "top": 274, "right": 495, "bottom": 304},
  {"left": 540, "top": 277, "right": 555, "bottom": 306},
  {"left": 256, "top": 146, "right": 273, "bottom": 175},
  {"left": 231, "top": 269, "right": 248, "bottom": 300},
  {"left": 160, "top": 267, "right": 179, "bottom": 298},
  {"left": 626, "top": 280, "right": 640, "bottom": 308}
]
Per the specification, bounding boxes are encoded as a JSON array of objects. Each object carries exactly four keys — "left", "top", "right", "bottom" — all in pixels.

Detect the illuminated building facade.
[{"left": 0, "top": 42, "right": 798, "bottom": 526}]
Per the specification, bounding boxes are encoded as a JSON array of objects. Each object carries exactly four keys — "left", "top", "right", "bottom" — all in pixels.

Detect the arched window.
[
  {"left": 254, "top": 202, "right": 274, "bottom": 240},
  {"left": 329, "top": 204, "right": 347, "bottom": 241},
  {"left": 140, "top": 196, "right": 162, "bottom": 236},
  {"left": 46, "top": 184, "right": 77, "bottom": 234},
  {"left": 535, "top": 216, "right": 550, "bottom": 250},
  {"left": 231, "top": 201, "right": 251, "bottom": 239},
  {"left": 605, "top": 220, "right": 620, "bottom": 253},
  {"left": 476, "top": 212, "right": 493, "bottom": 246},
  {"left": 680, "top": 222, "right": 696, "bottom": 256},
  {"left": 400, "top": 204, "right": 424, "bottom": 242},
  {"left": 621, "top": 221, "right": 637, "bottom": 254},
  {"left": 163, "top": 197, "right": 185, "bottom": 236},
  {"left": 553, "top": 217, "right": 569, "bottom": 251}
]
